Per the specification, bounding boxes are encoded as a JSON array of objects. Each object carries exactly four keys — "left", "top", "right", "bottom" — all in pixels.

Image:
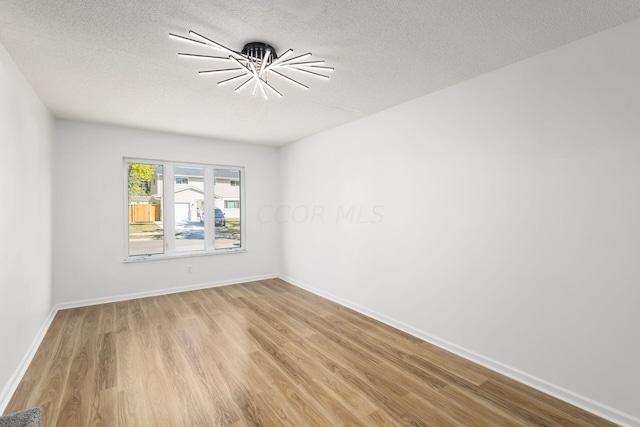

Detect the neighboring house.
[
  {"left": 149, "top": 166, "right": 240, "bottom": 221},
  {"left": 174, "top": 186, "right": 204, "bottom": 223},
  {"left": 213, "top": 169, "right": 241, "bottom": 219}
]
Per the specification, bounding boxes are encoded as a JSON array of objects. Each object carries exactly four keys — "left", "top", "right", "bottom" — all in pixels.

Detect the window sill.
[{"left": 124, "top": 248, "right": 246, "bottom": 263}]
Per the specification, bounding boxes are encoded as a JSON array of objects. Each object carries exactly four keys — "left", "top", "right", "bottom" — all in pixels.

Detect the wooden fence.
[{"left": 128, "top": 204, "right": 161, "bottom": 223}]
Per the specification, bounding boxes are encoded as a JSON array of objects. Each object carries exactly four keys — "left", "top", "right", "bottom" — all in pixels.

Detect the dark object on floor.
[{"left": 0, "top": 407, "right": 41, "bottom": 427}]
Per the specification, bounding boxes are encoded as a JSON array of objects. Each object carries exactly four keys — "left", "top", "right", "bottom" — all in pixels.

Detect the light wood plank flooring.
[{"left": 5, "top": 278, "right": 617, "bottom": 426}]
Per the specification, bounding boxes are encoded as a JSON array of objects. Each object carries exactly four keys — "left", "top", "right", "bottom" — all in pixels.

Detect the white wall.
[
  {"left": 53, "top": 121, "right": 279, "bottom": 304},
  {"left": 279, "top": 20, "right": 640, "bottom": 425},
  {"left": 0, "top": 44, "right": 54, "bottom": 409}
]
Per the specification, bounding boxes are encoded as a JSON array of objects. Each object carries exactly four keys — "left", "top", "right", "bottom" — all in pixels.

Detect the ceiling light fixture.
[{"left": 169, "top": 31, "right": 333, "bottom": 99}]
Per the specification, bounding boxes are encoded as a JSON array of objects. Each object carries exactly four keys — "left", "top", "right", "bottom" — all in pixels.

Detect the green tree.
[{"left": 128, "top": 163, "right": 155, "bottom": 196}]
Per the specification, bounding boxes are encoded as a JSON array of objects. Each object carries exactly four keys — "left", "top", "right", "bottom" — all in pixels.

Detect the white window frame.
[{"left": 124, "top": 158, "right": 246, "bottom": 262}]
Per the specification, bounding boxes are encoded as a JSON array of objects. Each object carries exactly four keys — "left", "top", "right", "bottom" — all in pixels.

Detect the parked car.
[{"left": 200, "top": 208, "right": 226, "bottom": 226}]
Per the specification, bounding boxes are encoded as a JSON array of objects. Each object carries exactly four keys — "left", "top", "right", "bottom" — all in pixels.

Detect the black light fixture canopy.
[{"left": 241, "top": 42, "right": 278, "bottom": 64}]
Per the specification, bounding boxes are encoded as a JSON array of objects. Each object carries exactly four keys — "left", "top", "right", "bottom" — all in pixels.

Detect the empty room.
[{"left": 1, "top": 1, "right": 639, "bottom": 426}]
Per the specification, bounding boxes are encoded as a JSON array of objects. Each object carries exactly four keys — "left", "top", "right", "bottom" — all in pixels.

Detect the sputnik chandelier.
[{"left": 169, "top": 30, "right": 333, "bottom": 99}]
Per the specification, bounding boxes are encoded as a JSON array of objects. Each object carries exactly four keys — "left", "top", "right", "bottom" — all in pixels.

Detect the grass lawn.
[
  {"left": 225, "top": 218, "right": 240, "bottom": 234},
  {"left": 129, "top": 223, "right": 162, "bottom": 233}
]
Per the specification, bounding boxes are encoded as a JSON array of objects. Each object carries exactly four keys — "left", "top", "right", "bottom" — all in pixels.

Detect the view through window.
[
  {"left": 126, "top": 160, "right": 243, "bottom": 259},
  {"left": 214, "top": 169, "right": 241, "bottom": 250},
  {"left": 128, "top": 163, "right": 164, "bottom": 256},
  {"left": 174, "top": 166, "right": 205, "bottom": 253}
]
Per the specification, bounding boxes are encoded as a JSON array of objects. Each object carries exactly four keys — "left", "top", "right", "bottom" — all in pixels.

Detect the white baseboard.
[
  {"left": 56, "top": 274, "right": 278, "bottom": 310},
  {"left": 0, "top": 306, "right": 58, "bottom": 414},
  {"left": 280, "top": 275, "right": 640, "bottom": 427},
  {"left": 6, "top": 275, "right": 636, "bottom": 426}
]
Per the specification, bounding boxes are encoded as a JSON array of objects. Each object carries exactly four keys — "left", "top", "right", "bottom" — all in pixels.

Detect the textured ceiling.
[{"left": 1, "top": 1, "right": 640, "bottom": 145}]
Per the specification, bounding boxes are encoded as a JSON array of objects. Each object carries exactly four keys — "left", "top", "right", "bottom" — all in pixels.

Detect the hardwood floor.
[{"left": 5, "top": 278, "right": 616, "bottom": 426}]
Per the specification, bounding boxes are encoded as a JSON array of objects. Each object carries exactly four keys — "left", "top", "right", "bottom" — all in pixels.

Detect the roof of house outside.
[
  {"left": 129, "top": 195, "right": 152, "bottom": 203},
  {"left": 214, "top": 169, "right": 240, "bottom": 179},
  {"left": 174, "top": 185, "right": 204, "bottom": 194},
  {"left": 153, "top": 166, "right": 239, "bottom": 179}
]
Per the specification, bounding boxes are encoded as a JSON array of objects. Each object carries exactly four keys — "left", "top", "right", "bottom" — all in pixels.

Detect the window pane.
[
  {"left": 174, "top": 166, "right": 205, "bottom": 252},
  {"left": 128, "top": 163, "right": 164, "bottom": 256},
  {"left": 214, "top": 169, "right": 241, "bottom": 250}
]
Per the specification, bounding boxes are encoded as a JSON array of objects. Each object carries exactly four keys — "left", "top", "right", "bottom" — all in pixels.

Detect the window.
[
  {"left": 214, "top": 169, "right": 241, "bottom": 250},
  {"left": 127, "top": 163, "right": 163, "bottom": 256},
  {"left": 174, "top": 166, "right": 204, "bottom": 253},
  {"left": 125, "top": 159, "right": 244, "bottom": 260}
]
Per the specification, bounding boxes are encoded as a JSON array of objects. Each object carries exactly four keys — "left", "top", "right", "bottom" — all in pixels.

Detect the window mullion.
[
  {"left": 164, "top": 163, "right": 175, "bottom": 256},
  {"left": 204, "top": 166, "right": 215, "bottom": 253}
]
